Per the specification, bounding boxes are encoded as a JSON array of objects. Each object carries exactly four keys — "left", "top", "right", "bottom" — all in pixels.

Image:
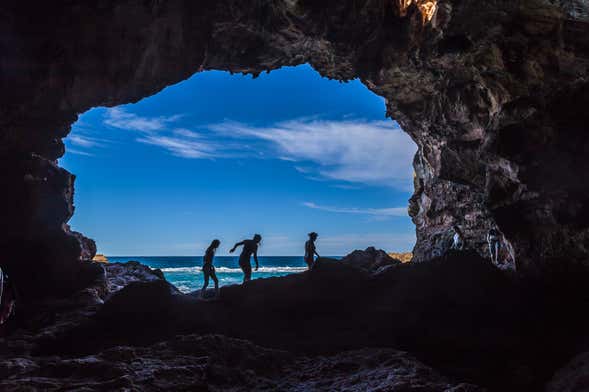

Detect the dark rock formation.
[
  {"left": 0, "top": 334, "right": 481, "bottom": 391},
  {"left": 1, "top": 2, "right": 589, "bottom": 390},
  {"left": 16, "top": 250, "right": 585, "bottom": 391},
  {"left": 1, "top": 0, "right": 589, "bottom": 296},
  {"left": 547, "top": 351, "right": 589, "bottom": 392},
  {"left": 339, "top": 246, "right": 401, "bottom": 273},
  {"left": 104, "top": 262, "right": 171, "bottom": 294}
]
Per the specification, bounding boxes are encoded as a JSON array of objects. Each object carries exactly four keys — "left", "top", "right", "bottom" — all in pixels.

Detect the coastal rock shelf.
[
  {"left": 2, "top": 0, "right": 589, "bottom": 297},
  {"left": 0, "top": 334, "right": 481, "bottom": 391},
  {"left": 0, "top": 249, "right": 582, "bottom": 390}
]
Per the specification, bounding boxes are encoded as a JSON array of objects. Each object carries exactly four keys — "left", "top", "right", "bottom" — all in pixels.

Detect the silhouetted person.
[
  {"left": 487, "top": 228, "right": 501, "bottom": 264},
  {"left": 0, "top": 267, "right": 15, "bottom": 325},
  {"left": 451, "top": 225, "right": 464, "bottom": 250},
  {"left": 230, "top": 234, "right": 261, "bottom": 283},
  {"left": 201, "top": 239, "right": 220, "bottom": 297},
  {"left": 304, "top": 232, "right": 320, "bottom": 269}
]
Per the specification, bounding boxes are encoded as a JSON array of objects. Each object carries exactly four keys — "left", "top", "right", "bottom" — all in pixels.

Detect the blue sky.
[{"left": 60, "top": 64, "right": 417, "bottom": 256}]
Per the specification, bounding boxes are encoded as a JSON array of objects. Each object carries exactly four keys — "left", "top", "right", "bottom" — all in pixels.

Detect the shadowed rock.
[
  {"left": 0, "top": 334, "right": 482, "bottom": 391},
  {"left": 19, "top": 249, "right": 588, "bottom": 391},
  {"left": 2, "top": 0, "right": 589, "bottom": 298}
]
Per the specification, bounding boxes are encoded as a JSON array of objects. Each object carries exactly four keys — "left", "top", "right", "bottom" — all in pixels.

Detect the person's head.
[
  {"left": 253, "top": 234, "right": 262, "bottom": 243},
  {"left": 308, "top": 232, "right": 318, "bottom": 240},
  {"left": 452, "top": 225, "right": 459, "bottom": 232},
  {"left": 489, "top": 228, "right": 497, "bottom": 235},
  {"left": 209, "top": 239, "right": 221, "bottom": 250}
]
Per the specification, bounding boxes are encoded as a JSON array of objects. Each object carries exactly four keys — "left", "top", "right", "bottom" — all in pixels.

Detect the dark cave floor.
[{"left": 1, "top": 249, "right": 588, "bottom": 391}]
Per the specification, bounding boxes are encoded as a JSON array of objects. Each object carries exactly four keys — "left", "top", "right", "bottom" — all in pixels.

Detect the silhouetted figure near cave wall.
[
  {"left": 451, "top": 225, "right": 464, "bottom": 250},
  {"left": 201, "top": 239, "right": 220, "bottom": 297},
  {"left": 230, "top": 234, "right": 261, "bottom": 283},
  {"left": 487, "top": 228, "right": 501, "bottom": 264},
  {"left": 0, "top": 266, "right": 15, "bottom": 326},
  {"left": 304, "top": 232, "right": 320, "bottom": 269}
]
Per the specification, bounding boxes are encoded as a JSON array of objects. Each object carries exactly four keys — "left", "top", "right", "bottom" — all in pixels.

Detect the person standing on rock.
[
  {"left": 230, "top": 234, "right": 261, "bottom": 284},
  {"left": 0, "top": 267, "right": 15, "bottom": 326},
  {"left": 451, "top": 225, "right": 464, "bottom": 250},
  {"left": 487, "top": 228, "right": 501, "bottom": 264},
  {"left": 201, "top": 239, "right": 220, "bottom": 298},
  {"left": 304, "top": 232, "right": 320, "bottom": 269}
]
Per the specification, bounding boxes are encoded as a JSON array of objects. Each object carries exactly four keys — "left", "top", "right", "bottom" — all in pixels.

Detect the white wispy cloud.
[
  {"left": 104, "top": 107, "right": 182, "bottom": 132},
  {"left": 302, "top": 202, "right": 407, "bottom": 217},
  {"left": 173, "top": 128, "right": 202, "bottom": 138},
  {"left": 137, "top": 135, "right": 216, "bottom": 159},
  {"left": 100, "top": 109, "right": 416, "bottom": 190},
  {"left": 68, "top": 134, "right": 101, "bottom": 148},
  {"left": 67, "top": 148, "right": 95, "bottom": 157},
  {"left": 208, "top": 119, "right": 416, "bottom": 189}
]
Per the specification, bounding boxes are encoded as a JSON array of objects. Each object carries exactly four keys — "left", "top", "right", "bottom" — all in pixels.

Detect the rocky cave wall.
[{"left": 1, "top": 0, "right": 589, "bottom": 298}]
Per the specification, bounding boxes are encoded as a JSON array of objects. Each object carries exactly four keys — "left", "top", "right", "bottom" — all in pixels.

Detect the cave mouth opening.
[{"left": 60, "top": 64, "right": 418, "bottom": 292}]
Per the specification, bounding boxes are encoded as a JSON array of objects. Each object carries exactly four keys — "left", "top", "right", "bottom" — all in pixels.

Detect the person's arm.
[
  {"left": 253, "top": 248, "right": 259, "bottom": 271},
  {"left": 311, "top": 242, "right": 320, "bottom": 258},
  {"left": 230, "top": 241, "right": 244, "bottom": 253}
]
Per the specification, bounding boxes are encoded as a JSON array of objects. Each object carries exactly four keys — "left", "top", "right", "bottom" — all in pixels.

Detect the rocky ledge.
[
  {"left": 0, "top": 334, "right": 480, "bottom": 391},
  {"left": 2, "top": 0, "right": 589, "bottom": 300},
  {"left": 2, "top": 248, "right": 588, "bottom": 391}
]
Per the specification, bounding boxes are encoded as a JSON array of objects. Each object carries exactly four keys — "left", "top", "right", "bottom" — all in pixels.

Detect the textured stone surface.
[
  {"left": 1, "top": 257, "right": 491, "bottom": 391},
  {"left": 339, "top": 246, "right": 401, "bottom": 273},
  {"left": 0, "top": 334, "right": 481, "bottom": 391},
  {"left": 2, "top": 0, "right": 589, "bottom": 298},
  {"left": 1, "top": 249, "right": 587, "bottom": 390},
  {"left": 9, "top": 249, "right": 580, "bottom": 391},
  {"left": 1, "top": 3, "right": 589, "bottom": 389},
  {"left": 547, "top": 351, "right": 589, "bottom": 392}
]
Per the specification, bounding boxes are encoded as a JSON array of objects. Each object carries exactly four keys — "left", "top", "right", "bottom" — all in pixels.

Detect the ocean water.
[{"left": 107, "top": 256, "right": 334, "bottom": 293}]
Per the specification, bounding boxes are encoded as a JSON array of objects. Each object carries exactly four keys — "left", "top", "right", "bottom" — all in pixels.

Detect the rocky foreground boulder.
[
  {"left": 1, "top": 249, "right": 587, "bottom": 391},
  {"left": 0, "top": 334, "right": 481, "bottom": 391}
]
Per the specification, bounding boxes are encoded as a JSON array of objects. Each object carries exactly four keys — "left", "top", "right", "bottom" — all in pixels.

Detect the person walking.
[
  {"left": 304, "top": 232, "right": 320, "bottom": 269},
  {"left": 201, "top": 239, "right": 221, "bottom": 298},
  {"left": 230, "top": 234, "right": 261, "bottom": 283}
]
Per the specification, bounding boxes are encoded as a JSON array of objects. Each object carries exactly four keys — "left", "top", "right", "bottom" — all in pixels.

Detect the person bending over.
[
  {"left": 304, "top": 232, "right": 320, "bottom": 269},
  {"left": 230, "top": 234, "right": 261, "bottom": 283},
  {"left": 201, "top": 239, "right": 220, "bottom": 298}
]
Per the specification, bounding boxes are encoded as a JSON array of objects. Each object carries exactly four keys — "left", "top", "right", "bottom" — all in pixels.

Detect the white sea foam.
[{"left": 160, "top": 266, "right": 307, "bottom": 274}]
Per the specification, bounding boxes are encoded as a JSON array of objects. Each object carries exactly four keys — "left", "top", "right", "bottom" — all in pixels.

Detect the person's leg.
[
  {"left": 245, "top": 264, "right": 252, "bottom": 282},
  {"left": 202, "top": 269, "right": 210, "bottom": 295},
  {"left": 242, "top": 263, "right": 252, "bottom": 283},
  {"left": 210, "top": 268, "right": 219, "bottom": 295},
  {"left": 239, "top": 262, "right": 246, "bottom": 283}
]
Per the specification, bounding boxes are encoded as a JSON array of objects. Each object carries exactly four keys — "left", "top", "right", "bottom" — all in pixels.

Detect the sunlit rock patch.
[{"left": 397, "top": 0, "right": 437, "bottom": 22}]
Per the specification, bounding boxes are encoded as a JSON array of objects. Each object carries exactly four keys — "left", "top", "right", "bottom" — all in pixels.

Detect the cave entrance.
[{"left": 60, "top": 64, "right": 417, "bottom": 292}]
